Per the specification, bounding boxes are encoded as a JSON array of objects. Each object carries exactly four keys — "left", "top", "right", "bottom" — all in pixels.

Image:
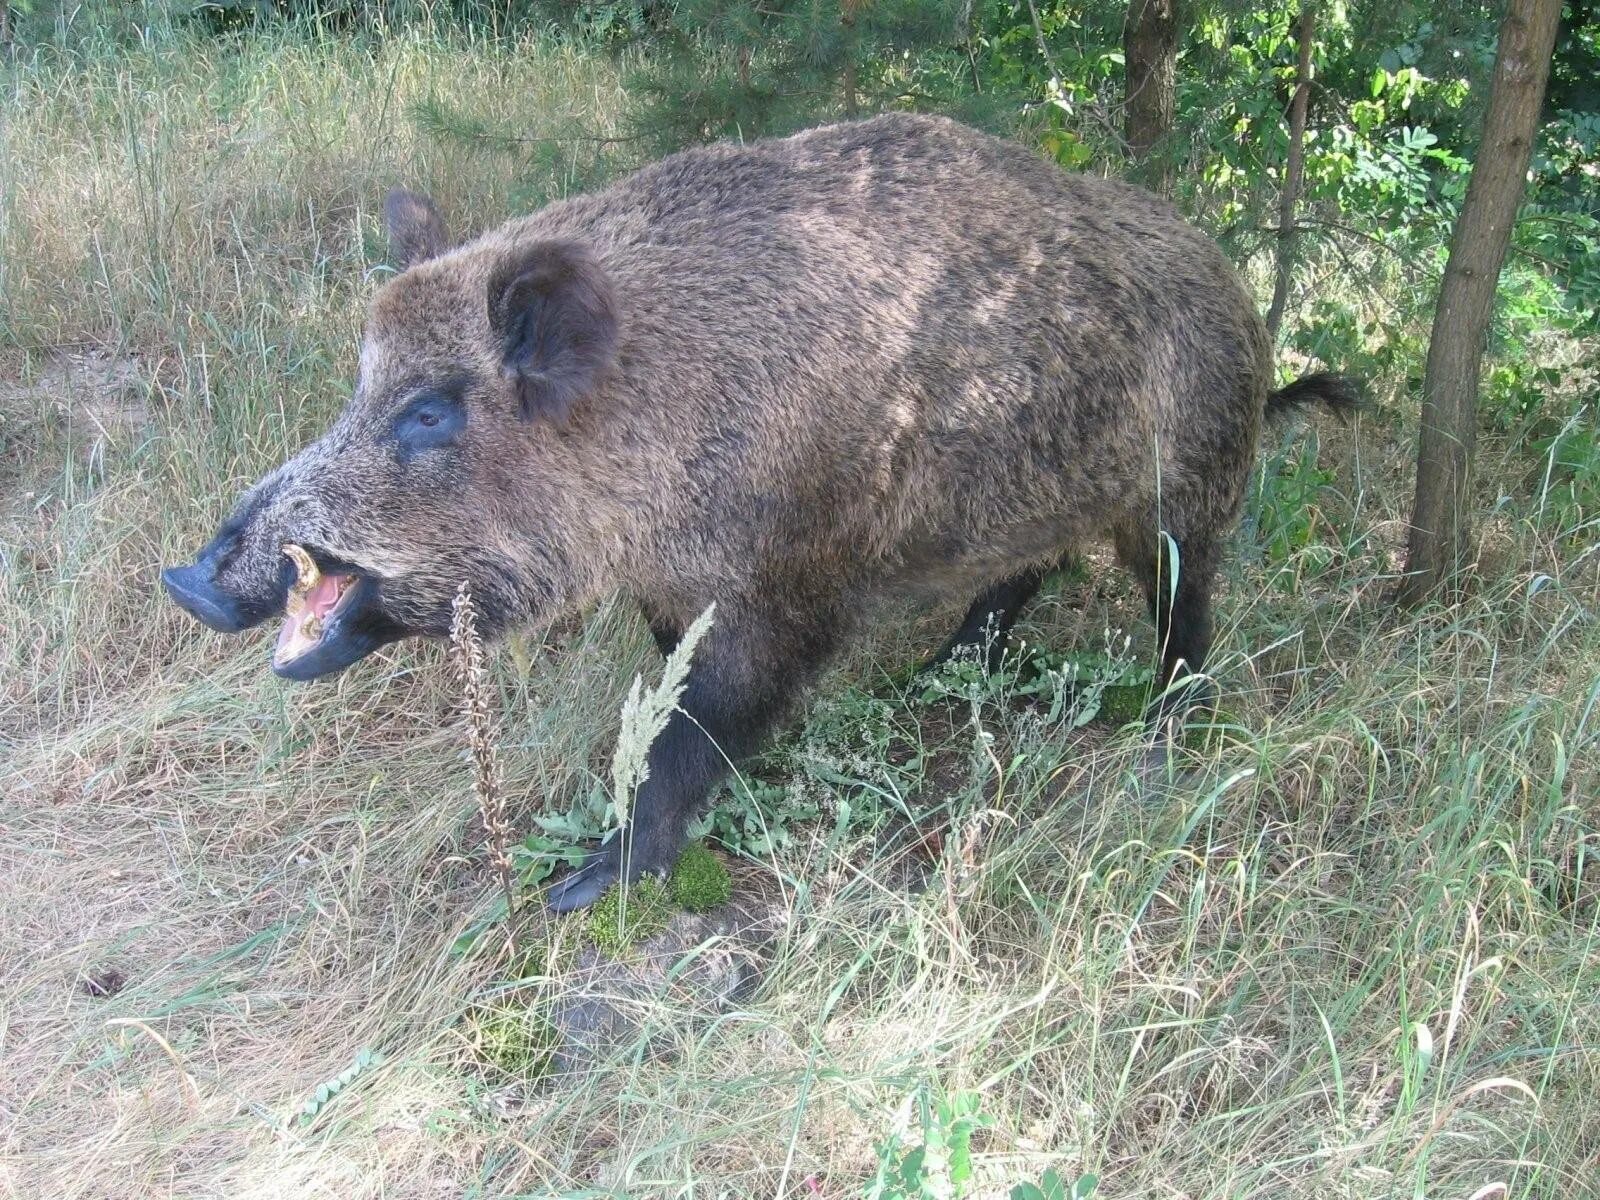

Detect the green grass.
[{"left": 2, "top": 16, "right": 1597, "bottom": 1200}]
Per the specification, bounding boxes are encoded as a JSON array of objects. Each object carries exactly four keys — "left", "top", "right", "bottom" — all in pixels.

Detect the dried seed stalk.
[{"left": 450, "top": 581, "right": 518, "bottom": 958}]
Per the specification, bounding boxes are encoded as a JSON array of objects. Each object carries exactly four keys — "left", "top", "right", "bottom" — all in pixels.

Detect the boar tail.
[{"left": 1266, "top": 371, "right": 1364, "bottom": 421}]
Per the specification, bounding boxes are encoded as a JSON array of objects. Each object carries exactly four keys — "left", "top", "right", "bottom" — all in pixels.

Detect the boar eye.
[{"left": 393, "top": 392, "right": 464, "bottom": 461}]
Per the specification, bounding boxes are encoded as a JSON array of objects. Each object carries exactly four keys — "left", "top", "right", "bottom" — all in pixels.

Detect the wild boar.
[{"left": 162, "top": 113, "right": 1357, "bottom": 911}]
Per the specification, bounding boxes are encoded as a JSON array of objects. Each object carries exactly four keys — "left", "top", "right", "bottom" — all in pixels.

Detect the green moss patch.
[
  {"left": 582, "top": 844, "right": 734, "bottom": 954},
  {"left": 1097, "top": 684, "right": 1149, "bottom": 727},
  {"left": 585, "top": 874, "right": 673, "bottom": 955},
  {"left": 671, "top": 843, "right": 732, "bottom": 911}
]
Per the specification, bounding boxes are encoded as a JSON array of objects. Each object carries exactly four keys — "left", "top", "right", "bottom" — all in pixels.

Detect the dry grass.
[{"left": 2, "top": 14, "right": 1598, "bottom": 1200}]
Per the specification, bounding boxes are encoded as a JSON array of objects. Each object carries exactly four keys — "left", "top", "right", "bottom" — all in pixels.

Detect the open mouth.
[
  {"left": 269, "top": 544, "right": 395, "bottom": 681},
  {"left": 274, "top": 545, "right": 360, "bottom": 666}
]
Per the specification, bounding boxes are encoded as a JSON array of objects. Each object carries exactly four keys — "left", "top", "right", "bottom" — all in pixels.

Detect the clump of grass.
[
  {"left": 464, "top": 1004, "right": 558, "bottom": 1080},
  {"left": 670, "top": 842, "right": 732, "bottom": 912},
  {"left": 450, "top": 580, "right": 518, "bottom": 961},
  {"left": 585, "top": 874, "right": 673, "bottom": 955}
]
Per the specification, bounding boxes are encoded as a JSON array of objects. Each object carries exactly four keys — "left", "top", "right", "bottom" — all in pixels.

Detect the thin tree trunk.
[
  {"left": 1396, "top": 0, "right": 1561, "bottom": 607},
  {"left": 963, "top": 0, "right": 983, "bottom": 94},
  {"left": 1123, "top": 0, "right": 1178, "bottom": 195},
  {"left": 1265, "top": 1, "right": 1315, "bottom": 339},
  {"left": 841, "top": 2, "right": 860, "bottom": 117}
]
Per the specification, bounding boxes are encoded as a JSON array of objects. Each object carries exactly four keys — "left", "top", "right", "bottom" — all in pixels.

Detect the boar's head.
[{"left": 162, "top": 190, "right": 620, "bottom": 680}]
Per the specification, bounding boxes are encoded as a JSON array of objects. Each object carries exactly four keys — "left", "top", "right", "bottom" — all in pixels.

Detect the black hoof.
[
  {"left": 545, "top": 848, "right": 621, "bottom": 913},
  {"left": 545, "top": 840, "right": 675, "bottom": 914}
]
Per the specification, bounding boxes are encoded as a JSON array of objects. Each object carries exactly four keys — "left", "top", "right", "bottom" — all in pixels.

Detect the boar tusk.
[{"left": 282, "top": 543, "right": 320, "bottom": 612}]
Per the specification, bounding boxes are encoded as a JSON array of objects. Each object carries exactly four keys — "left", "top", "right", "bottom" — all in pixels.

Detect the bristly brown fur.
[{"left": 181, "top": 113, "right": 1354, "bottom": 907}]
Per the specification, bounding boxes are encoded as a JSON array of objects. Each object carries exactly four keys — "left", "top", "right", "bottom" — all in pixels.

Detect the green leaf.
[
  {"left": 897, "top": 1147, "right": 925, "bottom": 1187},
  {"left": 950, "top": 1140, "right": 972, "bottom": 1184},
  {"left": 450, "top": 895, "right": 509, "bottom": 957}
]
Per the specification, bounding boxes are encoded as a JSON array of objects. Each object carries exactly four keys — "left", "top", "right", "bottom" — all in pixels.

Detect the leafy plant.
[
  {"left": 450, "top": 833, "right": 586, "bottom": 959},
  {"left": 865, "top": 1086, "right": 1098, "bottom": 1200},
  {"left": 698, "top": 776, "right": 826, "bottom": 857},
  {"left": 297, "top": 1047, "right": 379, "bottom": 1126},
  {"left": 1250, "top": 429, "right": 1340, "bottom": 583},
  {"left": 1011, "top": 1170, "right": 1097, "bottom": 1200},
  {"left": 1011, "top": 640, "right": 1154, "bottom": 728},
  {"left": 918, "top": 629, "right": 1153, "bottom": 730},
  {"left": 866, "top": 1089, "right": 993, "bottom": 1200},
  {"left": 697, "top": 681, "right": 914, "bottom": 858}
]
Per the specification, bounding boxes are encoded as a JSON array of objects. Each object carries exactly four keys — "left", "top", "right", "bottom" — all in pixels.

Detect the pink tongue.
[
  {"left": 275, "top": 573, "right": 348, "bottom": 658},
  {"left": 304, "top": 573, "right": 344, "bottom": 616}
]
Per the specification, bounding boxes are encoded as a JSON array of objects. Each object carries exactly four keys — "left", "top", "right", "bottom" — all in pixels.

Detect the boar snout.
[
  {"left": 161, "top": 561, "right": 255, "bottom": 633},
  {"left": 162, "top": 522, "right": 291, "bottom": 634},
  {"left": 165, "top": 514, "right": 406, "bottom": 681}
]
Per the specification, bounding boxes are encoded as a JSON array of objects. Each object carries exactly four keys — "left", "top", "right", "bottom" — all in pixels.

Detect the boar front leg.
[{"left": 545, "top": 596, "right": 841, "bottom": 913}]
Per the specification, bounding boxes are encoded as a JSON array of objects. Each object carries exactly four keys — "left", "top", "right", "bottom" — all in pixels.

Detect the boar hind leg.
[
  {"left": 648, "top": 619, "right": 681, "bottom": 659},
  {"left": 546, "top": 599, "right": 839, "bottom": 913},
  {"left": 1114, "top": 523, "right": 1221, "bottom": 723},
  {"left": 925, "top": 563, "right": 1053, "bottom": 674}
]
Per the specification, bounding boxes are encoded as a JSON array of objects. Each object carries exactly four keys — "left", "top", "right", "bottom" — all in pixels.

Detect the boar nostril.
[{"left": 162, "top": 563, "right": 249, "bottom": 634}]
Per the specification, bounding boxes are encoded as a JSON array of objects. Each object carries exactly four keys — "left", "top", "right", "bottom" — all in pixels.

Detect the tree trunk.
[
  {"left": 841, "top": 2, "right": 860, "bottom": 117},
  {"left": 963, "top": 0, "right": 983, "bottom": 94},
  {"left": 1265, "top": 1, "right": 1315, "bottom": 340},
  {"left": 1123, "top": 0, "right": 1178, "bottom": 195},
  {"left": 1396, "top": 0, "right": 1562, "bottom": 607}
]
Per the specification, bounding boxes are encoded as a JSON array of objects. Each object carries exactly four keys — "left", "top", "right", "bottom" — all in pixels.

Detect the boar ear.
[
  {"left": 384, "top": 188, "right": 450, "bottom": 270},
  {"left": 486, "top": 240, "right": 619, "bottom": 424}
]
